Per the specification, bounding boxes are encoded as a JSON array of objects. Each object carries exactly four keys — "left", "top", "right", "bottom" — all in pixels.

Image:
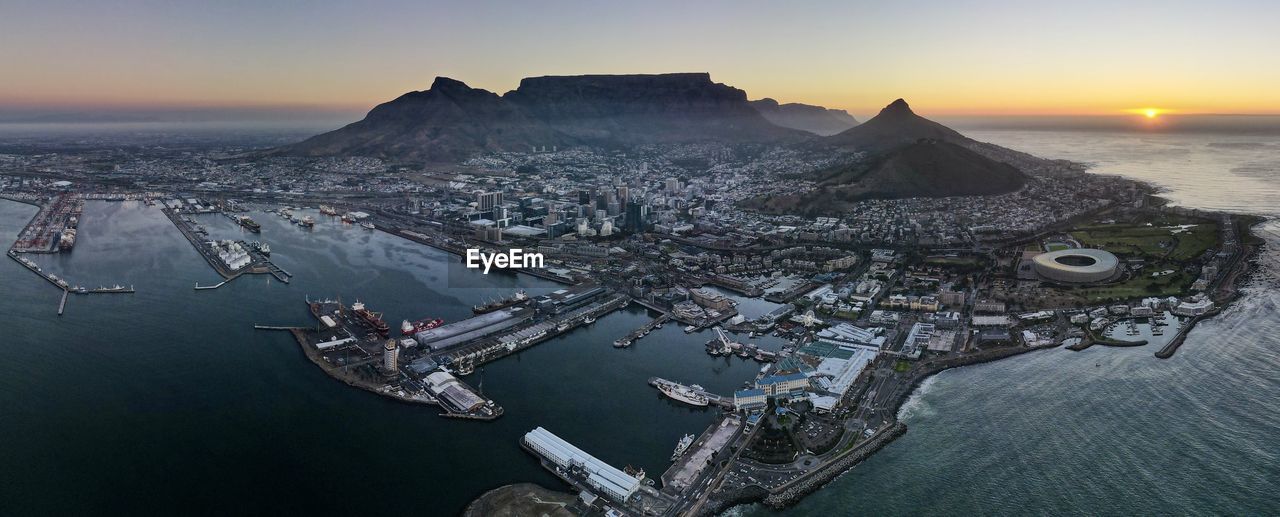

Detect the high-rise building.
[
  {"left": 383, "top": 340, "right": 399, "bottom": 371},
  {"left": 664, "top": 178, "right": 680, "bottom": 193},
  {"left": 476, "top": 191, "right": 502, "bottom": 211}
]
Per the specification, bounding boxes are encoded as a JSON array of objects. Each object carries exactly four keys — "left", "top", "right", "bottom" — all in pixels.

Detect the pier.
[
  {"left": 614, "top": 313, "right": 670, "bottom": 348},
  {"left": 58, "top": 289, "right": 68, "bottom": 316},
  {"left": 162, "top": 208, "right": 288, "bottom": 284}
]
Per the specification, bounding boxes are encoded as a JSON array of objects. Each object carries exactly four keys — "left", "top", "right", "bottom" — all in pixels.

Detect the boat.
[
  {"left": 238, "top": 216, "right": 261, "bottom": 233},
  {"left": 473, "top": 289, "right": 528, "bottom": 314},
  {"left": 401, "top": 317, "right": 444, "bottom": 335},
  {"left": 299, "top": 216, "right": 315, "bottom": 228},
  {"left": 657, "top": 382, "right": 709, "bottom": 407},
  {"left": 623, "top": 465, "right": 646, "bottom": 480},
  {"left": 671, "top": 433, "right": 695, "bottom": 461},
  {"left": 684, "top": 325, "right": 697, "bottom": 333},
  {"left": 350, "top": 301, "right": 390, "bottom": 337},
  {"left": 361, "top": 222, "right": 375, "bottom": 230},
  {"left": 319, "top": 205, "right": 338, "bottom": 216},
  {"left": 613, "top": 338, "right": 631, "bottom": 348},
  {"left": 584, "top": 315, "right": 596, "bottom": 324},
  {"left": 341, "top": 213, "right": 355, "bottom": 223}
]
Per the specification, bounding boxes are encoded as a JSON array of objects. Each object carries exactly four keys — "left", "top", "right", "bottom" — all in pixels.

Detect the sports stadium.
[{"left": 1032, "top": 248, "right": 1121, "bottom": 284}]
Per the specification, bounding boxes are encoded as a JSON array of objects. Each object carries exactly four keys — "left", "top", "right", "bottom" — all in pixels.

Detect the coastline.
[{"left": 703, "top": 342, "right": 1061, "bottom": 514}]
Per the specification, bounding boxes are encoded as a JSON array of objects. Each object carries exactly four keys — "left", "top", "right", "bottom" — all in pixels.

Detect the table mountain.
[{"left": 278, "top": 73, "right": 808, "bottom": 163}]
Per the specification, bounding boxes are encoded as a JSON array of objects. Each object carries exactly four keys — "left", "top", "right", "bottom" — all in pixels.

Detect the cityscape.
[{"left": 2, "top": 1, "right": 1278, "bottom": 516}]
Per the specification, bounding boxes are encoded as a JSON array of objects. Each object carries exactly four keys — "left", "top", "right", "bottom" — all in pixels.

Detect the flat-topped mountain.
[
  {"left": 749, "top": 98, "right": 859, "bottom": 136},
  {"left": 278, "top": 73, "right": 807, "bottom": 162},
  {"left": 507, "top": 73, "right": 803, "bottom": 144}
]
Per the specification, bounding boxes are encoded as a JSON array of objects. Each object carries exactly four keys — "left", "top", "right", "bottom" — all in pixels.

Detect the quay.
[
  {"left": 660, "top": 414, "right": 744, "bottom": 494},
  {"left": 648, "top": 377, "right": 734, "bottom": 409},
  {"left": 8, "top": 249, "right": 134, "bottom": 299},
  {"left": 288, "top": 298, "right": 503, "bottom": 421},
  {"left": 439, "top": 292, "right": 631, "bottom": 374},
  {"left": 162, "top": 208, "right": 288, "bottom": 283}
]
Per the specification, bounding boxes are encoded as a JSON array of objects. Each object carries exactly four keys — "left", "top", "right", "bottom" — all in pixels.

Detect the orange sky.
[{"left": 2, "top": 1, "right": 1278, "bottom": 118}]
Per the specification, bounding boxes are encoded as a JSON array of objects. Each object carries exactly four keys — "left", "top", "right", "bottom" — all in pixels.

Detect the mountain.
[
  {"left": 506, "top": 73, "right": 805, "bottom": 145},
  {"left": 746, "top": 99, "right": 1026, "bottom": 213},
  {"left": 749, "top": 98, "right": 858, "bottom": 136},
  {"left": 278, "top": 73, "right": 807, "bottom": 163},
  {"left": 276, "top": 77, "right": 570, "bottom": 163},
  {"left": 821, "top": 98, "right": 964, "bottom": 152}
]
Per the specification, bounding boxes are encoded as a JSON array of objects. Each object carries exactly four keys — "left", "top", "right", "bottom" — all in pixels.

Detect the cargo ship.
[
  {"left": 58, "top": 228, "right": 77, "bottom": 250},
  {"left": 238, "top": 216, "right": 261, "bottom": 233},
  {"left": 298, "top": 216, "right": 315, "bottom": 228},
  {"left": 671, "top": 433, "right": 695, "bottom": 461},
  {"left": 657, "top": 382, "right": 709, "bottom": 407},
  {"left": 472, "top": 289, "right": 528, "bottom": 314},
  {"left": 351, "top": 301, "right": 390, "bottom": 337},
  {"left": 401, "top": 317, "right": 444, "bottom": 335}
]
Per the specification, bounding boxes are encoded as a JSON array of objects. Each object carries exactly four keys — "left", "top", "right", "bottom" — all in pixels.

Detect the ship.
[
  {"left": 401, "top": 317, "right": 444, "bottom": 335},
  {"left": 250, "top": 241, "right": 270, "bottom": 256},
  {"left": 299, "top": 216, "right": 315, "bottom": 228},
  {"left": 238, "top": 216, "right": 261, "bottom": 233},
  {"left": 351, "top": 301, "right": 390, "bottom": 337},
  {"left": 671, "top": 433, "right": 695, "bottom": 461},
  {"left": 623, "top": 465, "right": 646, "bottom": 481},
  {"left": 584, "top": 315, "right": 596, "bottom": 324},
  {"left": 319, "top": 205, "right": 338, "bottom": 216},
  {"left": 361, "top": 222, "right": 376, "bottom": 230},
  {"left": 657, "top": 382, "right": 709, "bottom": 407},
  {"left": 341, "top": 213, "right": 355, "bottom": 223},
  {"left": 473, "top": 289, "right": 528, "bottom": 314}
]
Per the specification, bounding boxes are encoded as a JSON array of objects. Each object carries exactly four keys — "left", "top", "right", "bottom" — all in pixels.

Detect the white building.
[{"left": 522, "top": 427, "right": 640, "bottom": 503}]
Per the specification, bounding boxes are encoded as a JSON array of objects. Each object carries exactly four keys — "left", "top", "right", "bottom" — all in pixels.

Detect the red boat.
[
  {"left": 401, "top": 317, "right": 444, "bottom": 335},
  {"left": 350, "top": 301, "right": 390, "bottom": 337}
]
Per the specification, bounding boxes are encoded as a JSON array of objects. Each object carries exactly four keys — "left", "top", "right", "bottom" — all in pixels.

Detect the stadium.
[{"left": 1032, "top": 248, "right": 1121, "bottom": 284}]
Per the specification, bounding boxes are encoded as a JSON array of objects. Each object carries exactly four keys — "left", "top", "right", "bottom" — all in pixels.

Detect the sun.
[{"left": 1144, "top": 108, "right": 1159, "bottom": 118}]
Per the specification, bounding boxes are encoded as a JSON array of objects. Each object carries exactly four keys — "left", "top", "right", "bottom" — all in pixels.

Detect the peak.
[
  {"left": 430, "top": 76, "right": 471, "bottom": 91},
  {"left": 882, "top": 98, "right": 912, "bottom": 114}
]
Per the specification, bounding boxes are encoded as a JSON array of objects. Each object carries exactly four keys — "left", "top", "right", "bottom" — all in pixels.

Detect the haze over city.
[{"left": 3, "top": 0, "right": 1280, "bottom": 121}]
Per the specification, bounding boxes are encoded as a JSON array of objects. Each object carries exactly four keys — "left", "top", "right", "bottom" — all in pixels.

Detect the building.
[
  {"left": 690, "top": 288, "right": 733, "bottom": 311},
  {"left": 522, "top": 427, "right": 640, "bottom": 503},
  {"left": 733, "top": 388, "right": 767, "bottom": 410},
  {"left": 1173, "top": 296, "right": 1214, "bottom": 316},
  {"left": 1032, "top": 248, "right": 1121, "bottom": 283},
  {"left": 476, "top": 191, "right": 503, "bottom": 211},
  {"left": 755, "top": 373, "right": 809, "bottom": 398},
  {"left": 382, "top": 340, "right": 399, "bottom": 371}
]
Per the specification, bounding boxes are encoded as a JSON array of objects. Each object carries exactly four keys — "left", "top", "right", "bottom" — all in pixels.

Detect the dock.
[
  {"left": 614, "top": 313, "right": 670, "bottom": 348},
  {"left": 58, "top": 289, "right": 68, "bottom": 316},
  {"left": 162, "top": 208, "right": 288, "bottom": 284},
  {"left": 440, "top": 293, "right": 631, "bottom": 373},
  {"left": 195, "top": 281, "right": 228, "bottom": 290}
]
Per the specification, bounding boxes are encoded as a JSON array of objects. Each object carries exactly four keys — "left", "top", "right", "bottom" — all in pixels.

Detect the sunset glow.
[{"left": 1, "top": 1, "right": 1278, "bottom": 118}]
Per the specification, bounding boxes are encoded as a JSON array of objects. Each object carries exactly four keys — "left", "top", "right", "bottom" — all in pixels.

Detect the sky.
[{"left": 2, "top": 0, "right": 1279, "bottom": 120}]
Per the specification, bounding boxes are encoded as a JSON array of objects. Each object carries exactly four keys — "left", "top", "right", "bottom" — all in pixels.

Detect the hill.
[{"left": 749, "top": 98, "right": 859, "bottom": 136}]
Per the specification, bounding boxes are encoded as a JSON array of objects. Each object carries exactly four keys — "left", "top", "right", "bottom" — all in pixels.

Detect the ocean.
[{"left": 1, "top": 125, "right": 1278, "bottom": 515}]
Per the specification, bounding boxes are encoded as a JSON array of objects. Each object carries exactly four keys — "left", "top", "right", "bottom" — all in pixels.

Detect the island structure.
[{"left": 0, "top": 78, "right": 1266, "bottom": 516}]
